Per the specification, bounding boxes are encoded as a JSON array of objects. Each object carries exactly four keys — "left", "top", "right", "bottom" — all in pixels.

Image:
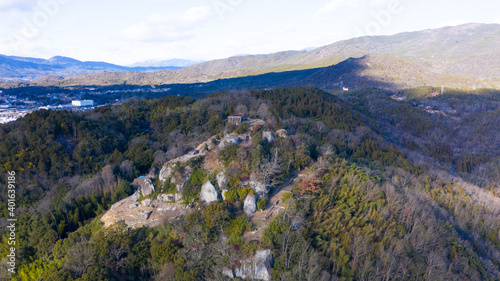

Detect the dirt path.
[{"left": 244, "top": 172, "right": 304, "bottom": 242}]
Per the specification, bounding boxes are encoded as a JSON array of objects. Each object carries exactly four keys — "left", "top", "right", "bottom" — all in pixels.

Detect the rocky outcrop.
[
  {"left": 168, "top": 166, "right": 192, "bottom": 202},
  {"left": 219, "top": 135, "right": 240, "bottom": 149},
  {"left": 159, "top": 165, "right": 173, "bottom": 182},
  {"left": 200, "top": 181, "right": 219, "bottom": 203},
  {"left": 129, "top": 192, "right": 140, "bottom": 202},
  {"left": 224, "top": 250, "right": 273, "bottom": 280},
  {"left": 101, "top": 195, "right": 190, "bottom": 229},
  {"left": 249, "top": 173, "right": 269, "bottom": 196},
  {"left": 137, "top": 178, "right": 155, "bottom": 197},
  {"left": 244, "top": 194, "right": 257, "bottom": 214},
  {"left": 216, "top": 171, "right": 227, "bottom": 190},
  {"left": 262, "top": 131, "right": 274, "bottom": 142},
  {"left": 222, "top": 268, "right": 234, "bottom": 278},
  {"left": 157, "top": 194, "right": 176, "bottom": 203},
  {"left": 196, "top": 136, "right": 217, "bottom": 151},
  {"left": 250, "top": 180, "right": 269, "bottom": 196},
  {"left": 217, "top": 171, "right": 229, "bottom": 200}
]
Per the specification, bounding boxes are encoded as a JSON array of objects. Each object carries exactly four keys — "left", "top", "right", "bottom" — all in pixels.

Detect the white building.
[{"left": 72, "top": 100, "right": 94, "bottom": 107}]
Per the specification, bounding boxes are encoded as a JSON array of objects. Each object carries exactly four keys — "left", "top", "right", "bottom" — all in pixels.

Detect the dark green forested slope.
[{"left": 0, "top": 87, "right": 498, "bottom": 281}]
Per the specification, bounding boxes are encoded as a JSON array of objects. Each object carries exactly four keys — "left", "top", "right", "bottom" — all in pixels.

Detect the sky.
[{"left": 0, "top": 0, "right": 499, "bottom": 65}]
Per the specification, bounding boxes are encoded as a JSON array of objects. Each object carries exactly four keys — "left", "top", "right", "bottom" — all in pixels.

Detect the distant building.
[
  {"left": 72, "top": 100, "right": 94, "bottom": 107},
  {"left": 228, "top": 114, "right": 247, "bottom": 126}
]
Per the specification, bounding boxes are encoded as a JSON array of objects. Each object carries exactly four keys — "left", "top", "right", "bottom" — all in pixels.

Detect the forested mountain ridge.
[
  {"left": 3, "top": 23, "right": 499, "bottom": 90},
  {"left": 0, "top": 87, "right": 499, "bottom": 280}
]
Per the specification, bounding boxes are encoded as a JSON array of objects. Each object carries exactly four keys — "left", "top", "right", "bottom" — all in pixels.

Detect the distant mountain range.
[
  {"left": 1, "top": 23, "right": 499, "bottom": 90},
  {"left": 0, "top": 55, "right": 186, "bottom": 81}
]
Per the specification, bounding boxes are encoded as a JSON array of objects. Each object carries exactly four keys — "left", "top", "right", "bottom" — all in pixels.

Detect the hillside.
[
  {"left": 6, "top": 54, "right": 494, "bottom": 93},
  {"left": 294, "top": 23, "right": 500, "bottom": 78},
  {"left": 6, "top": 23, "right": 499, "bottom": 90},
  {"left": 0, "top": 87, "right": 499, "bottom": 280}
]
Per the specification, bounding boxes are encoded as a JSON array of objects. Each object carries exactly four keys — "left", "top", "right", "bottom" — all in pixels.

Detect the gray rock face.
[
  {"left": 139, "top": 178, "right": 155, "bottom": 197},
  {"left": 159, "top": 165, "right": 173, "bottom": 182},
  {"left": 157, "top": 194, "right": 175, "bottom": 203},
  {"left": 216, "top": 171, "right": 228, "bottom": 191},
  {"left": 175, "top": 193, "right": 183, "bottom": 202},
  {"left": 130, "top": 192, "right": 141, "bottom": 203},
  {"left": 199, "top": 181, "right": 219, "bottom": 203},
  {"left": 222, "top": 268, "right": 234, "bottom": 278},
  {"left": 234, "top": 250, "right": 273, "bottom": 280},
  {"left": 141, "top": 211, "right": 152, "bottom": 220},
  {"left": 250, "top": 180, "right": 269, "bottom": 196},
  {"left": 262, "top": 131, "right": 274, "bottom": 142},
  {"left": 244, "top": 194, "right": 257, "bottom": 214},
  {"left": 141, "top": 199, "right": 152, "bottom": 207},
  {"left": 219, "top": 136, "right": 240, "bottom": 149}
]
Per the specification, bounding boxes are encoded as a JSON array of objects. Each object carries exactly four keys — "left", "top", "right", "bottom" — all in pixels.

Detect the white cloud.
[
  {"left": 0, "top": 0, "right": 37, "bottom": 11},
  {"left": 224, "top": 25, "right": 294, "bottom": 48},
  {"left": 369, "top": 0, "right": 391, "bottom": 6},
  {"left": 118, "top": 6, "right": 213, "bottom": 42},
  {"left": 315, "top": 0, "right": 361, "bottom": 16}
]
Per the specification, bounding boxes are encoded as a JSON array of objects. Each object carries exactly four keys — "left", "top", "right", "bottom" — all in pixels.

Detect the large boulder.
[
  {"left": 199, "top": 181, "right": 219, "bottom": 203},
  {"left": 222, "top": 268, "right": 234, "bottom": 279},
  {"left": 169, "top": 167, "right": 191, "bottom": 201},
  {"left": 234, "top": 250, "right": 273, "bottom": 280},
  {"left": 216, "top": 171, "right": 228, "bottom": 191},
  {"left": 129, "top": 192, "right": 141, "bottom": 203},
  {"left": 253, "top": 250, "right": 273, "bottom": 280},
  {"left": 249, "top": 173, "right": 269, "bottom": 196},
  {"left": 262, "top": 131, "right": 274, "bottom": 143},
  {"left": 219, "top": 136, "right": 240, "bottom": 149},
  {"left": 138, "top": 178, "right": 155, "bottom": 197},
  {"left": 250, "top": 181, "right": 269, "bottom": 196},
  {"left": 159, "top": 165, "right": 173, "bottom": 182},
  {"left": 244, "top": 194, "right": 257, "bottom": 214}
]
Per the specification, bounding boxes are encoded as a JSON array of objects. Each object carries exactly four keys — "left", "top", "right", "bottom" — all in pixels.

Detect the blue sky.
[{"left": 0, "top": 0, "right": 499, "bottom": 65}]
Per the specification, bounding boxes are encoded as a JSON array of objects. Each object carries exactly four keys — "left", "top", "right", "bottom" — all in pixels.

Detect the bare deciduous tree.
[{"left": 257, "top": 149, "right": 283, "bottom": 186}]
